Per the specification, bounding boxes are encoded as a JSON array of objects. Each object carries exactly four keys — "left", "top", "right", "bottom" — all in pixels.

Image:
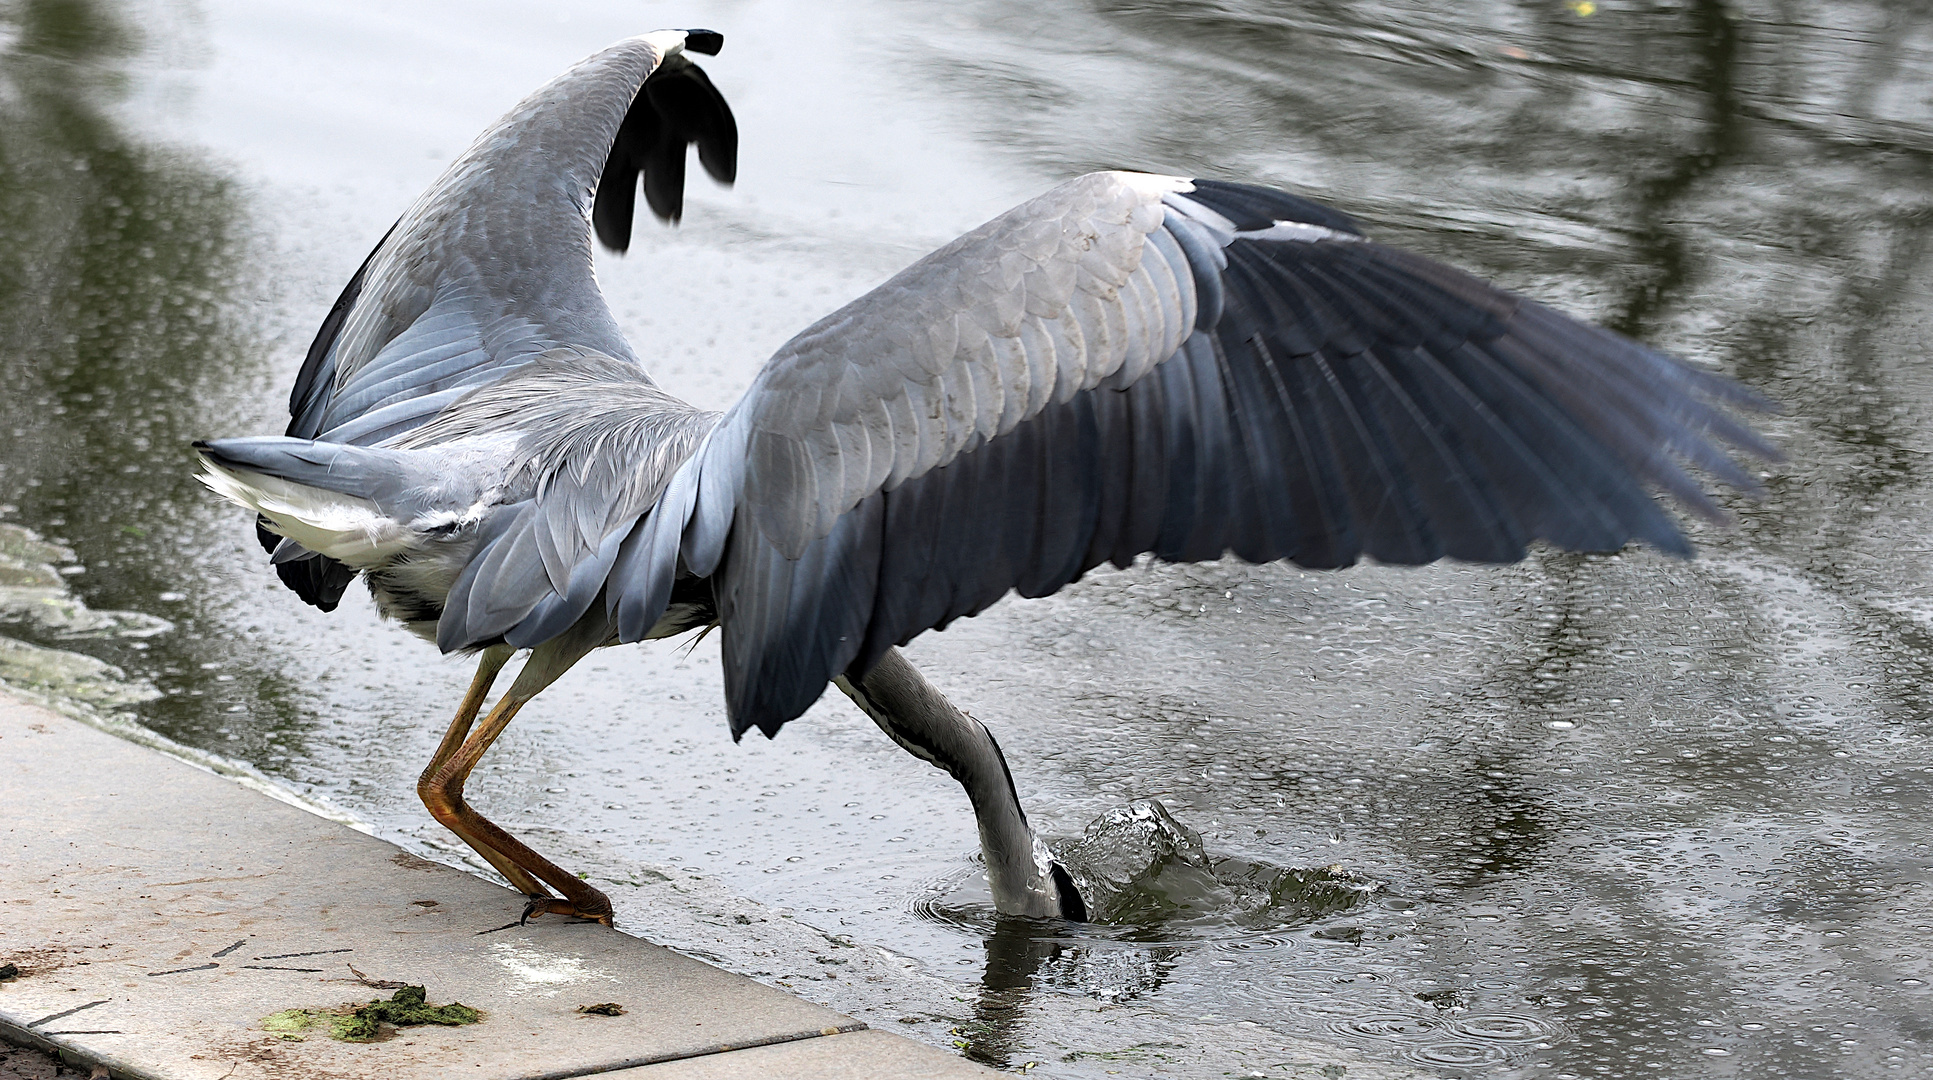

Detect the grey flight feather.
[
  {"left": 295, "top": 36, "right": 670, "bottom": 445},
  {"left": 195, "top": 435, "right": 510, "bottom": 515},
  {"left": 404, "top": 350, "right": 717, "bottom": 651},
  {"left": 609, "top": 171, "right": 1776, "bottom": 737}
]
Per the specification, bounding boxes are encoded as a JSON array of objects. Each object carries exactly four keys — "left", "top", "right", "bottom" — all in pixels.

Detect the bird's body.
[
  {"left": 196, "top": 30, "right": 1774, "bottom": 927},
  {"left": 206, "top": 351, "right": 720, "bottom": 641}
]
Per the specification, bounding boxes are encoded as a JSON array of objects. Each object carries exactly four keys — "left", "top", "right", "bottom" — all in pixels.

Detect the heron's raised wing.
[
  {"left": 265, "top": 30, "right": 735, "bottom": 610},
  {"left": 614, "top": 171, "right": 1776, "bottom": 737}
]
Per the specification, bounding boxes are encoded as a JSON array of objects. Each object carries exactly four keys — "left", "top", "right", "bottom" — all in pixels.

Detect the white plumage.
[{"left": 198, "top": 463, "right": 411, "bottom": 568}]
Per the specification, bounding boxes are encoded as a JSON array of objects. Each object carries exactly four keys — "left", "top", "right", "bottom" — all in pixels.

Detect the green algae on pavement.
[
  {"left": 260, "top": 1010, "right": 327, "bottom": 1041},
  {"left": 262, "top": 986, "right": 482, "bottom": 1042}
]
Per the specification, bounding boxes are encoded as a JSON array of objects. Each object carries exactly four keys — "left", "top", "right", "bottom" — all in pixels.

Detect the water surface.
[{"left": 1, "top": 1, "right": 1929, "bottom": 1077}]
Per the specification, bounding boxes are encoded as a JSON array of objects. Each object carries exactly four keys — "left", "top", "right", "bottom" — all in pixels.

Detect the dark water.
[{"left": 2, "top": 1, "right": 1930, "bottom": 1077}]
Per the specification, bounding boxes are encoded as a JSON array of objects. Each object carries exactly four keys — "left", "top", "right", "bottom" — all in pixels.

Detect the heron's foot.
[{"left": 520, "top": 890, "right": 615, "bottom": 927}]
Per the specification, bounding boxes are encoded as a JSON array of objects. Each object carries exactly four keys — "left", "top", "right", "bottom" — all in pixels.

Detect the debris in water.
[
  {"left": 0, "top": 963, "right": 18, "bottom": 981},
  {"left": 1416, "top": 987, "right": 1472, "bottom": 1010},
  {"left": 576, "top": 1002, "right": 627, "bottom": 1016}
]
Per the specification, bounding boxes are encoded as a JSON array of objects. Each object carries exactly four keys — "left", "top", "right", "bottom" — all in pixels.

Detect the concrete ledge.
[
  {"left": 608, "top": 1029, "right": 993, "bottom": 1079},
  {"left": 0, "top": 695, "right": 997, "bottom": 1079}
]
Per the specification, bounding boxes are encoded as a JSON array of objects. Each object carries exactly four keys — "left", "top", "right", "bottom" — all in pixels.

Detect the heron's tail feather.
[{"left": 194, "top": 436, "right": 481, "bottom": 570}]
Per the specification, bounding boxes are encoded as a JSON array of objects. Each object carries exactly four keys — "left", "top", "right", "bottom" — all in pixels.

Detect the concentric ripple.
[
  {"left": 1334, "top": 1012, "right": 1443, "bottom": 1039},
  {"left": 1403, "top": 1042, "right": 1513, "bottom": 1069},
  {"left": 1448, "top": 1013, "right": 1568, "bottom": 1042}
]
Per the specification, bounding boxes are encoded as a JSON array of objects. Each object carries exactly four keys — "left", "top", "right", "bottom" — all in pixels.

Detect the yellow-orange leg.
[
  {"left": 419, "top": 641, "right": 613, "bottom": 925},
  {"left": 417, "top": 646, "right": 548, "bottom": 896}
]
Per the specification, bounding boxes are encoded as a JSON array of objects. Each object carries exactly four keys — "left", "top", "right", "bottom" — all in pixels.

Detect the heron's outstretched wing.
[
  {"left": 615, "top": 171, "right": 1776, "bottom": 737},
  {"left": 264, "top": 30, "right": 735, "bottom": 610}
]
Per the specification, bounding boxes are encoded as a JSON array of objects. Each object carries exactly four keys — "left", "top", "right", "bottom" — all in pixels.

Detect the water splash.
[{"left": 1055, "top": 799, "right": 1380, "bottom": 930}]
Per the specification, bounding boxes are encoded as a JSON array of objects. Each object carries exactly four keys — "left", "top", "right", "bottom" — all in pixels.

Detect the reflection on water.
[
  {"left": 901, "top": 2, "right": 1933, "bottom": 1076},
  {"left": 4, "top": 1, "right": 1932, "bottom": 1077},
  {"left": 915, "top": 795, "right": 1590, "bottom": 1072},
  {"left": 0, "top": 0, "right": 309, "bottom": 755}
]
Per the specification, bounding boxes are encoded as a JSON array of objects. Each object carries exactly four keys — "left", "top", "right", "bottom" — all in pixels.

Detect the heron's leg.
[
  {"left": 835, "top": 647, "right": 1086, "bottom": 920},
  {"left": 416, "top": 645, "right": 547, "bottom": 896},
  {"left": 420, "top": 626, "right": 615, "bottom": 925},
  {"left": 424, "top": 644, "right": 514, "bottom": 779}
]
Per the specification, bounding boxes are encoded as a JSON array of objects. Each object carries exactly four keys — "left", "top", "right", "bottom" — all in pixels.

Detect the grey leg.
[{"left": 835, "top": 648, "right": 1086, "bottom": 920}]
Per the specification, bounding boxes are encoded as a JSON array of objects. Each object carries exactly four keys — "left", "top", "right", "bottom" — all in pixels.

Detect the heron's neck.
[{"left": 835, "top": 649, "right": 1065, "bottom": 918}]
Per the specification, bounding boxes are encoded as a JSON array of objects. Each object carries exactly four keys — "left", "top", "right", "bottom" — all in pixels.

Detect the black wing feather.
[
  {"left": 594, "top": 56, "right": 737, "bottom": 246},
  {"left": 1191, "top": 178, "right": 1363, "bottom": 235}
]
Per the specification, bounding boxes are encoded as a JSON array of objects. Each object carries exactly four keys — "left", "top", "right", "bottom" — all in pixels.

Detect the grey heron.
[{"left": 195, "top": 29, "right": 1775, "bottom": 927}]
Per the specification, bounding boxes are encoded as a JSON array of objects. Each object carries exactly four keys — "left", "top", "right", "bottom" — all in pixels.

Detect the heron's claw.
[{"left": 520, "top": 892, "right": 615, "bottom": 927}]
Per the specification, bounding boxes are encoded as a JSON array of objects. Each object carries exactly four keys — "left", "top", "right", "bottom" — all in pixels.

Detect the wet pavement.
[
  {"left": 1, "top": 0, "right": 1930, "bottom": 1077},
  {"left": 1, "top": 693, "right": 1006, "bottom": 1080}
]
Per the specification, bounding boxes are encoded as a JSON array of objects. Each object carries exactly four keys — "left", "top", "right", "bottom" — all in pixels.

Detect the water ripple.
[
  {"left": 1447, "top": 1013, "right": 1568, "bottom": 1043},
  {"left": 1334, "top": 1012, "right": 1442, "bottom": 1039},
  {"left": 1402, "top": 1041, "right": 1512, "bottom": 1069}
]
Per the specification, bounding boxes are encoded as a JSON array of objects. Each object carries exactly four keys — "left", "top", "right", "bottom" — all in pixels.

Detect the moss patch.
[
  {"left": 261, "top": 1009, "right": 324, "bottom": 1041},
  {"left": 262, "top": 986, "right": 482, "bottom": 1042}
]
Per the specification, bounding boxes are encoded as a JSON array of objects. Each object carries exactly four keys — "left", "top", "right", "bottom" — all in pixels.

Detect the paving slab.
[{"left": 0, "top": 694, "right": 998, "bottom": 1080}]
